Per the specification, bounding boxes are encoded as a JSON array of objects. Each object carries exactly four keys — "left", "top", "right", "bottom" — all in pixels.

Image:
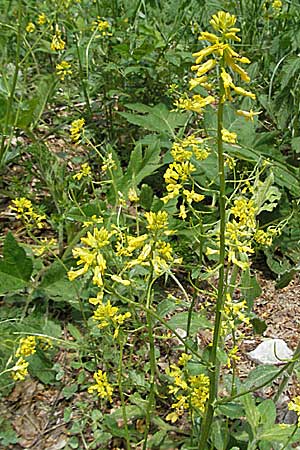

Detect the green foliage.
[{"left": 1, "top": 2, "right": 300, "bottom": 449}]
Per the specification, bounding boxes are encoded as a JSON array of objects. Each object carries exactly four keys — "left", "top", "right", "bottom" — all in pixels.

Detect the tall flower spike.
[{"left": 190, "top": 10, "right": 258, "bottom": 108}]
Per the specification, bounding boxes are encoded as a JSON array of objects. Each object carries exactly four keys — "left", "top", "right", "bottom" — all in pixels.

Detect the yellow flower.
[
  {"left": 37, "top": 13, "right": 47, "bottom": 25},
  {"left": 56, "top": 60, "right": 72, "bottom": 80},
  {"left": 237, "top": 109, "right": 261, "bottom": 121},
  {"left": 178, "top": 353, "right": 192, "bottom": 366},
  {"left": 50, "top": 27, "right": 65, "bottom": 51},
  {"left": 272, "top": 0, "right": 282, "bottom": 11},
  {"left": 221, "top": 128, "right": 237, "bottom": 144},
  {"left": 183, "top": 189, "right": 204, "bottom": 204},
  {"left": 111, "top": 274, "right": 131, "bottom": 286},
  {"left": 232, "top": 85, "right": 256, "bottom": 100},
  {"left": 145, "top": 211, "right": 169, "bottom": 232},
  {"left": 175, "top": 94, "right": 215, "bottom": 114},
  {"left": 288, "top": 396, "right": 300, "bottom": 426},
  {"left": 179, "top": 204, "right": 187, "bottom": 219},
  {"left": 92, "top": 17, "right": 111, "bottom": 36},
  {"left": 73, "top": 162, "right": 91, "bottom": 180},
  {"left": 128, "top": 187, "right": 139, "bottom": 202},
  {"left": 11, "top": 198, "right": 46, "bottom": 229},
  {"left": 230, "top": 198, "right": 256, "bottom": 228},
  {"left": 210, "top": 11, "right": 240, "bottom": 39},
  {"left": 101, "top": 153, "right": 116, "bottom": 172},
  {"left": 15, "top": 336, "right": 36, "bottom": 357},
  {"left": 88, "top": 370, "right": 113, "bottom": 401},
  {"left": 190, "top": 374, "right": 210, "bottom": 412},
  {"left": 70, "top": 118, "right": 85, "bottom": 142},
  {"left": 12, "top": 357, "right": 29, "bottom": 381},
  {"left": 26, "top": 22, "right": 35, "bottom": 33}
]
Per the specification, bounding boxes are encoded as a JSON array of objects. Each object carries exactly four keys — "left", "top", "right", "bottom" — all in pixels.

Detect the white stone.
[{"left": 248, "top": 338, "right": 294, "bottom": 365}]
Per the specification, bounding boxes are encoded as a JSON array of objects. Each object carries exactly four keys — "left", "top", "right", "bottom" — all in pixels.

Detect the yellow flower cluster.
[
  {"left": 166, "top": 355, "right": 210, "bottom": 423},
  {"left": 11, "top": 197, "right": 46, "bottom": 229},
  {"left": 188, "top": 11, "right": 258, "bottom": 119},
  {"left": 92, "top": 17, "right": 112, "bottom": 36},
  {"left": 73, "top": 162, "right": 91, "bottom": 181},
  {"left": 91, "top": 298, "right": 131, "bottom": 338},
  {"left": 67, "top": 226, "right": 115, "bottom": 285},
  {"left": 56, "top": 60, "right": 72, "bottom": 80},
  {"left": 101, "top": 153, "right": 117, "bottom": 172},
  {"left": 15, "top": 336, "right": 36, "bottom": 357},
  {"left": 223, "top": 293, "right": 250, "bottom": 333},
  {"left": 175, "top": 94, "right": 215, "bottom": 114},
  {"left": 11, "top": 336, "right": 37, "bottom": 381},
  {"left": 226, "top": 345, "right": 240, "bottom": 368},
  {"left": 162, "top": 134, "right": 208, "bottom": 211},
  {"left": 222, "top": 128, "right": 237, "bottom": 144},
  {"left": 254, "top": 228, "right": 277, "bottom": 247},
  {"left": 37, "top": 13, "right": 47, "bottom": 25},
  {"left": 50, "top": 27, "right": 66, "bottom": 51},
  {"left": 70, "top": 118, "right": 85, "bottom": 142},
  {"left": 26, "top": 22, "right": 35, "bottom": 33},
  {"left": 12, "top": 358, "right": 29, "bottom": 382},
  {"left": 115, "top": 211, "right": 181, "bottom": 276},
  {"left": 288, "top": 396, "right": 300, "bottom": 426},
  {"left": 88, "top": 370, "right": 113, "bottom": 401}
]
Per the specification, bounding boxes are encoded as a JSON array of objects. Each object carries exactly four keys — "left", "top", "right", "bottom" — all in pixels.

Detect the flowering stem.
[
  {"left": 143, "top": 270, "right": 156, "bottom": 450},
  {"left": 198, "top": 73, "right": 226, "bottom": 450},
  {"left": 117, "top": 335, "right": 130, "bottom": 450}
]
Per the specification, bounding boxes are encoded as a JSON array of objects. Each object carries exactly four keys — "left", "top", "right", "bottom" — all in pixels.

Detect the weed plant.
[{"left": 0, "top": 1, "right": 300, "bottom": 449}]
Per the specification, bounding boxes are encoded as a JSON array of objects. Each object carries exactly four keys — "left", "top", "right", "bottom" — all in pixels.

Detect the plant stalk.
[{"left": 198, "top": 74, "right": 226, "bottom": 450}]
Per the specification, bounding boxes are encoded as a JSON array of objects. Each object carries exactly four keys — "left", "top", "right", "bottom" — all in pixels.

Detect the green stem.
[
  {"left": 198, "top": 73, "right": 226, "bottom": 450},
  {"left": 74, "top": 33, "right": 92, "bottom": 116},
  {"left": 117, "top": 335, "right": 130, "bottom": 450},
  {"left": 143, "top": 270, "right": 156, "bottom": 450}
]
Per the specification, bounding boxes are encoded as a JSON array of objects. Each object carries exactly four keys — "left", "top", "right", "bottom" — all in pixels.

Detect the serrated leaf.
[
  {"left": 281, "top": 56, "right": 300, "bottom": 90},
  {"left": 0, "top": 233, "right": 33, "bottom": 294},
  {"left": 124, "top": 141, "right": 162, "bottom": 186},
  {"left": 119, "top": 103, "right": 188, "bottom": 135}
]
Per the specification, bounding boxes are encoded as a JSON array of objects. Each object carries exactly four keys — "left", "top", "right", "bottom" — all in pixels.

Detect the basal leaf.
[{"left": 0, "top": 233, "right": 33, "bottom": 294}]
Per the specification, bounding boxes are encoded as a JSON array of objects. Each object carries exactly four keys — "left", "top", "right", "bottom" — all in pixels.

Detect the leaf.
[
  {"left": 119, "top": 103, "right": 188, "bottom": 135},
  {"left": 240, "top": 268, "right": 262, "bottom": 308},
  {"left": 39, "top": 261, "right": 80, "bottom": 305},
  {"left": 281, "top": 56, "right": 300, "bottom": 90},
  {"left": 67, "top": 323, "right": 83, "bottom": 341},
  {"left": 139, "top": 184, "right": 154, "bottom": 210},
  {"left": 156, "top": 298, "right": 177, "bottom": 318},
  {"left": 258, "top": 425, "right": 300, "bottom": 443},
  {"left": 29, "top": 351, "right": 56, "bottom": 384},
  {"left": 253, "top": 172, "right": 281, "bottom": 214},
  {"left": 147, "top": 430, "right": 167, "bottom": 448},
  {"left": 124, "top": 141, "right": 162, "bottom": 186},
  {"left": 217, "top": 402, "right": 245, "bottom": 419},
  {"left": 211, "top": 419, "right": 228, "bottom": 450},
  {"left": 167, "top": 311, "right": 212, "bottom": 335},
  {"left": 251, "top": 316, "right": 268, "bottom": 335},
  {"left": 257, "top": 399, "right": 276, "bottom": 427},
  {"left": 0, "top": 233, "right": 33, "bottom": 294},
  {"left": 291, "top": 136, "right": 300, "bottom": 154},
  {"left": 243, "top": 365, "right": 282, "bottom": 390},
  {"left": 242, "top": 394, "right": 260, "bottom": 432}
]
